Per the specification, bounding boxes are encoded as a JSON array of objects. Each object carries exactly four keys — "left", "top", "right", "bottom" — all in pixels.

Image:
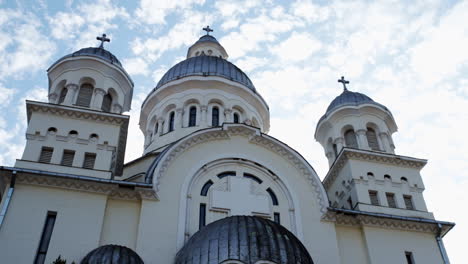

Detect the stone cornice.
[
  {"left": 26, "top": 100, "right": 129, "bottom": 126},
  {"left": 323, "top": 148, "right": 427, "bottom": 190},
  {"left": 0, "top": 167, "right": 157, "bottom": 201},
  {"left": 322, "top": 209, "right": 454, "bottom": 236}
]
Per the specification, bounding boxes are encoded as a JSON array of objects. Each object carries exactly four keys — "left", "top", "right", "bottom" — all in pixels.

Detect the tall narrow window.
[
  {"left": 200, "top": 180, "right": 213, "bottom": 196},
  {"left": 34, "top": 212, "right": 57, "bottom": 264},
  {"left": 212, "top": 107, "right": 219, "bottom": 126},
  {"left": 101, "top": 93, "right": 112, "bottom": 112},
  {"left": 199, "top": 203, "right": 206, "bottom": 229},
  {"left": 61, "top": 150, "right": 75, "bottom": 167},
  {"left": 38, "top": 147, "right": 53, "bottom": 163},
  {"left": 154, "top": 122, "right": 159, "bottom": 135},
  {"left": 82, "top": 153, "right": 96, "bottom": 169},
  {"left": 58, "top": 88, "right": 67, "bottom": 104},
  {"left": 405, "top": 252, "right": 414, "bottom": 264},
  {"left": 403, "top": 195, "right": 414, "bottom": 210},
  {"left": 369, "top": 190, "right": 379, "bottom": 205},
  {"left": 233, "top": 113, "right": 239, "bottom": 123},
  {"left": 274, "top": 212, "right": 280, "bottom": 224},
  {"left": 344, "top": 129, "right": 358, "bottom": 148},
  {"left": 168, "top": 112, "right": 175, "bottom": 132},
  {"left": 366, "top": 127, "right": 380, "bottom": 150},
  {"left": 266, "top": 188, "right": 279, "bottom": 206},
  {"left": 333, "top": 144, "right": 338, "bottom": 157},
  {"left": 386, "top": 193, "right": 397, "bottom": 208},
  {"left": 76, "top": 83, "right": 93, "bottom": 107},
  {"left": 347, "top": 196, "right": 353, "bottom": 209},
  {"left": 189, "top": 107, "right": 197, "bottom": 127}
]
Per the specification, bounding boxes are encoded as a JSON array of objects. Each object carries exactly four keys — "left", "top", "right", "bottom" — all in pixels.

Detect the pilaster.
[{"left": 64, "top": 83, "right": 78, "bottom": 105}]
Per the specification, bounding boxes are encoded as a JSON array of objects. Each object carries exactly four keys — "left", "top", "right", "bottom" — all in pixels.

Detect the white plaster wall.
[
  {"left": 363, "top": 226, "right": 443, "bottom": 264},
  {"left": 0, "top": 184, "right": 107, "bottom": 263},
  {"left": 100, "top": 199, "right": 141, "bottom": 249},
  {"left": 135, "top": 132, "right": 340, "bottom": 264},
  {"left": 17, "top": 110, "right": 121, "bottom": 178},
  {"left": 335, "top": 225, "right": 370, "bottom": 264},
  {"left": 141, "top": 79, "right": 270, "bottom": 153},
  {"left": 48, "top": 57, "right": 133, "bottom": 112}
]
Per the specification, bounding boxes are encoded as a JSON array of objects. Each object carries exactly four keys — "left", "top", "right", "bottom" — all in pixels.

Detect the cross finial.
[
  {"left": 202, "top": 26, "right": 213, "bottom": 35},
  {"left": 338, "top": 76, "right": 350, "bottom": 91},
  {"left": 96, "top": 33, "right": 110, "bottom": 49}
]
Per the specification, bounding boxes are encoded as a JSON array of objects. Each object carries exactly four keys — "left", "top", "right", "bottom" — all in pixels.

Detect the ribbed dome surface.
[
  {"left": 326, "top": 90, "right": 377, "bottom": 113},
  {"left": 50, "top": 47, "right": 123, "bottom": 69},
  {"left": 155, "top": 56, "right": 256, "bottom": 91},
  {"left": 195, "top": 35, "right": 220, "bottom": 44},
  {"left": 81, "top": 245, "right": 144, "bottom": 264},
  {"left": 175, "top": 216, "right": 314, "bottom": 264}
]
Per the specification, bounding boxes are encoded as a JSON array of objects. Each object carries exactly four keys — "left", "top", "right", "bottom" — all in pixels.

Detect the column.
[
  {"left": 157, "top": 118, "right": 164, "bottom": 135},
  {"left": 379, "top": 132, "right": 392, "bottom": 153},
  {"left": 176, "top": 108, "right": 184, "bottom": 128},
  {"left": 224, "top": 109, "right": 232, "bottom": 123},
  {"left": 92, "top": 88, "right": 106, "bottom": 110},
  {"left": 200, "top": 105, "right": 208, "bottom": 126},
  {"left": 64, "top": 83, "right": 78, "bottom": 105},
  {"left": 112, "top": 104, "right": 123, "bottom": 114},
  {"left": 334, "top": 137, "right": 344, "bottom": 153},
  {"left": 356, "top": 129, "right": 370, "bottom": 150},
  {"left": 48, "top": 93, "right": 58, "bottom": 104}
]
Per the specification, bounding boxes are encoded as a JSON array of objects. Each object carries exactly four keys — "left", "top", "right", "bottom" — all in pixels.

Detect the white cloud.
[
  {"left": 291, "top": 0, "right": 330, "bottom": 23},
  {"left": 135, "top": 0, "right": 205, "bottom": 25},
  {"left": 270, "top": 31, "right": 322, "bottom": 62},
  {"left": 0, "top": 9, "right": 56, "bottom": 80},
  {"left": 122, "top": 57, "right": 150, "bottom": 76},
  {"left": 234, "top": 56, "right": 269, "bottom": 72},
  {"left": 0, "top": 84, "right": 15, "bottom": 107}
]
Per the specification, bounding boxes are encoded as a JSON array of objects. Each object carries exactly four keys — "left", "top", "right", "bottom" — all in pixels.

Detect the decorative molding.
[
  {"left": 322, "top": 210, "right": 445, "bottom": 234},
  {"left": 26, "top": 101, "right": 128, "bottom": 126},
  {"left": 8, "top": 173, "right": 157, "bottom": 201},
  {"left": 323, "top": 149, "right": 427, "bottom": 190},
  {"left": 151, "top": 125, "right": 329, "bottom": 213}
]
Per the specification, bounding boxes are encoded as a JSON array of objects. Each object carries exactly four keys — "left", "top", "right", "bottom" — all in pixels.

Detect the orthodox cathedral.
[{"left": 0, "top": 28, "right": 454, "bottom": 264}]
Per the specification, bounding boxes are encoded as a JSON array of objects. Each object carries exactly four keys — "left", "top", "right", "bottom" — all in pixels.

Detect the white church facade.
[{"left": 0, "top": 29, "right": 454, "bottom": 264}]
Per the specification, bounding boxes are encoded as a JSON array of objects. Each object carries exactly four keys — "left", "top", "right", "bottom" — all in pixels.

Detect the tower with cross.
[{"left": 202, "top": 25, "right": 213, "bottom": 35}]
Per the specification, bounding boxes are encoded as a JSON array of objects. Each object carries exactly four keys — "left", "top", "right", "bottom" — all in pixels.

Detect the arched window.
[
  {"left": 76, "top": 83, "right": 93, "bottom": 107},
  {"left": 168, "top": 112, "right": 175, "bottom": 132},
  {"left": 233, "top": 113, "right": 239, "bottom": 123},
  {"left": 344, "top": 129, "right": 358, "bottom": 148},
  {"left": 154, "top": 122, "right": 159, "bottom": 135},
  {"left": 101, "top": 93, "right": 112, "bottom": 112},
  {"left": 189, "top": 107, "right": 197, "bottom": 127},
  {"left": 366, "top": 127, "right": 380, "bottom": 150},
  {"left": 212, "top": 107, "right": 219, "bottom": 126},
  {"left": 58, "top": 88, "right": 67, "bottom": 104},
  {"left": 384, "top": 174, "right": 392, "bottom": 181}
]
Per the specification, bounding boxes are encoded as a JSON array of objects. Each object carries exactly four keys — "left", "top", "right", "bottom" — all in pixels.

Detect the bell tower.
[
  {"left": 15, "top": 34, "right": 133, "bottom": 178},
  {"left": 315, "top": 77, "right": 434, "bottom": 220}
]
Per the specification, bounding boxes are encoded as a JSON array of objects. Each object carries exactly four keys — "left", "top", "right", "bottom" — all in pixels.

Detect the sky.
[{"left": 1, "top": 0, "right": 467, "bottom": 262}]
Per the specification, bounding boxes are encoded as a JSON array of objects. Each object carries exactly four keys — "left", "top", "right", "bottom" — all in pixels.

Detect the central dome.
[
  {"left": 175, "top": 216, "right": 314, "bottom": 264},
  {"left": 155, "top": 55, "right": 256, "bottom": 91}
]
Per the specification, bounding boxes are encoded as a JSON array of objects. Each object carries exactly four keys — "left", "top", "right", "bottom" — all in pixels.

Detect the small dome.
[
  {"left": 49, "top": 47, "right": 123, "bottom": 70},
  {"left": 175, "top": 216, "right": 314, "bottom": 264},
  {"left": 155, "top": 56, "right": 256, "bottom": 91},
  {"left": 326, "top": 90, "right": 389, "bottom": 114},
  {"left": 81, "top": 244, "right": 144, "bottom": 264},
  {"left": 194, "top": 34, "right": 220, "bottom": 44}
]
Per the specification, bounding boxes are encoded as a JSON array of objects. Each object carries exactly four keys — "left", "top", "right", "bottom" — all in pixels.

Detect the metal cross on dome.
[
  {"left": 338, "top": 76, "right": 350, "bottom": 91},
  {"left": 96, "top": 33, "right": 110, "bottom": 48},
  {"left": 203, "top": 26, "right": 213, "bottom": 35}
]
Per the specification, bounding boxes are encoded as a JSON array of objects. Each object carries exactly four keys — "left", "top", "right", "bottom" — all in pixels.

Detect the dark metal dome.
[
  {"left": 195, "top": 35, "right": 220, "bottom": 44},
  {"left": 326, "top": 90, "right": 389, "bottom": 114},
  {"left": 81, "top": 244, "right": 144, "bottom": 264},
  {"left": 155, "top": 55, "right": 256, "bottom": 91},
  {"left": 49, "top": 47, "right": 123, "bottom": 70},
  {"left": 175, "top": 216, "right": 314, "bottom": 264}
]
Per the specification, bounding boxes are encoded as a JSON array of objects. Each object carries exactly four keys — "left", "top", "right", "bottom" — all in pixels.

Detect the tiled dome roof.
[
  {"left": 81, "top": 245, "right": 144, "bottom": 264},
  {"left": 175, "top": 216, "right": 314, "bottom": 264},
  {"left": 50, "top": 47, "right": 123, "bottom": 69},
  {"left": 155, "top": 55, "right": 256, "bottom": 91}
]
